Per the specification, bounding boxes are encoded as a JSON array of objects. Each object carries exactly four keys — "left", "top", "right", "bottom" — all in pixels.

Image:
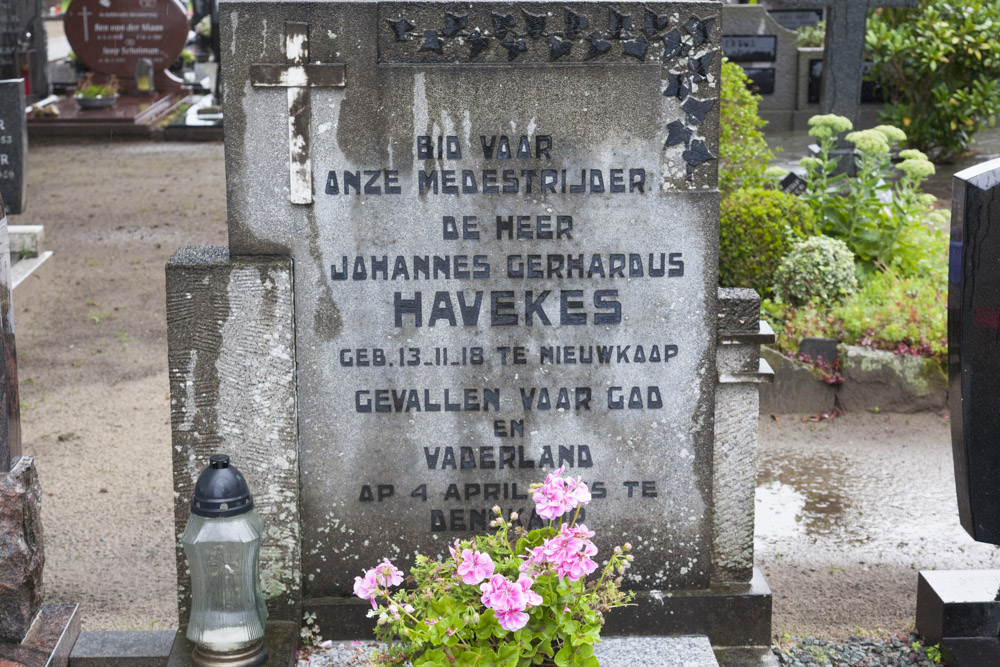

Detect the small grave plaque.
[
  {"left": 63, "top": 0, "right": 188, "bottom": 82},
  {"left": 0, "top": 80, "right": 26, "bottom": 216},
  {"left": 722, "top": 35, "right": 777, "bottom": 63},
  {"left": 743, "top": 67, "right": 776, "bottom": 95},
  {"left": 222, "top": 0, "right": 722, "bottom": 598},
  {"left": 779, "top": 171, "right": 807, "bottom": 195}
]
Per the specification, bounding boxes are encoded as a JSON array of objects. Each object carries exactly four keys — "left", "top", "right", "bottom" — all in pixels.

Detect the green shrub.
[
  {"left": 799, "top": 116, "right": 946, "bottom": 278},
  {"left": 763, "top": 263, "right": 947, "bottom": 366},
  {"left": 797, "top": 21, "right": 826, "bottom": 48},
  {"left": 867, "top": 0, "right": 1000, "bottom": 162},
  {"left": 719, "top": 58, "right": 776, "bottom": 193},
  {"left": 719, "top": 187, "right": 814, "bottom": 297},
  {"left": 773, "top": 236, "right": 858, "bottom": 306}
]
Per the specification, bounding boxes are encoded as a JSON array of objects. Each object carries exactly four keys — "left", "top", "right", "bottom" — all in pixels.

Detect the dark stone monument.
[
  {"left": 767, "top": 0, "right": 917, "bottom": 125},
  {"left": 914, "top": 157, "right": 1000, "bottom": 665},
  {"left": 722, "top": 35, "right": 777, "bottom": 63},
  {"left": 767, "top": 7, "right": 823, "bottom": 30},
  {"left": 0, "top": 0, "right": 49, "bottom": 101},
  {"left": 63, "top": 0, "right": 189, "bottom": 92},
  {"left": 0, "top": 79, "right": 28, "bottom": 216}
]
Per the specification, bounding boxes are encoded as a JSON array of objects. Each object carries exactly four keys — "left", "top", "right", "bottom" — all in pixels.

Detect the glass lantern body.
[{"left": 182, "top": 510, "right": 268, "bottom": 651}]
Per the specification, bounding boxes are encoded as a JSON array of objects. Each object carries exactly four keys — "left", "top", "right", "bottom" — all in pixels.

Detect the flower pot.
[{"left": 74, "top": 95, "right": 118, "bottom": 110}]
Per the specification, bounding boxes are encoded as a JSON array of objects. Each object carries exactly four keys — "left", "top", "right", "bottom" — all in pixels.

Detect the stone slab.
[
  {"left": 9, "top": 225, "right": 44, "bottom": 257},
  {"left": 916, "top": 570, "right": 1000, "bottom": 646},
  {"left": 720, "top": 5, "right": 798, "bottom": 112},
  {"left": 0, "top": 456, "right": 42, "bottom": 643},
  {"left": 594, "top": 635, "right": 718, "bottom": 666},
  {"left": 840, "top": 345, "right": 946, "bottom": 413},
  {"left": 166, "top": 621, "right": 297, "bottom": 667},
  {"left": 941, "top": 637, "right": 1000, "bottom": 667},
  {"left": 758, "top": 347, "right": 837, "bottom": 415},
  {"left": 166, "top": 247, "right": 300, "bottom": 623},
  {"left": 0, "top": 79, "right": 28, "bottom": 216},
  {"left": 220, "top": 0, "right": 722, "bottom": 602},
  {"left": 305, "top": 568, "right": 772, "bottom": 647},
  {"left": 69, "top": 630, "right": 175, "bottom": 667},
  {"left": 0, "top": 603, "right": 82, "bottom": 667}
]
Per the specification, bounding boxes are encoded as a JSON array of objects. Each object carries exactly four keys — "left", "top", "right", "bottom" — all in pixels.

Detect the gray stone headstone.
[
  {"left": 0, "top": 0, "right": 48, "bottom": 100},
  {"left": 0, "top": 80, "right": 26, "bottom": 216},
  {"left": 221, "top": 0, "right": 721, "bottom": 596},
  {"left": 721, "top": 5, "right": 798, "bottom": 111}
]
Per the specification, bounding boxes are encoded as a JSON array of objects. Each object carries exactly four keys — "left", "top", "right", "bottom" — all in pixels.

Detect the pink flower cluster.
[
  {"left": 456, "top": 549, "right": 495, "bottom": 585},
  {"left": 353, "top": 558, "right": 403, "bottom": 609},
  {"left": 520, "top": 523, "right": 598, "bottom": 582},
  {"left": 531, "top": 466, "right": 592, "bottom": 520},
  {"left": 479, "top": 573, "right": 543, "bottom": 631}
]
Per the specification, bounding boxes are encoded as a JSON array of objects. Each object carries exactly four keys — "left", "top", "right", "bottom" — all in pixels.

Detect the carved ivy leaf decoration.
[
  {"left": 684, "top": 15, "right": 714, "bottom": 47},
  {"left": 419, "top": 30, "right": 443, "bottom": 53},
  {"left": 663, "top": 73, "right": 691, "bottom": 100},
  {"left": 386, "top": 18, "right": 414, "bottom": 42},
  {"left": 688, "top": 51, "right": 715, "bottom": 81},
  {"left": 644, "top": 9, "right": 670, "bottom": 37},
  {"left": 565, "top": 9, "right": 589, "bottom": 39},
  {"left": 664, "top": 120, "right": 693, "bottom": 148},
  {"left": 586, "top": 31, "right": 612, "bottom": 59},
  {"left": 682, "top": 97, "right": 715, "bottom": 125},
  {"left": 623, "top": 34, "right": 648, "bottom": 61},
  {"left": 491, "top": 12, "right": 515, "bottom": 39},
  {"left": 609, "top": 8, "right": 633, "bottom": 38},
  {"left": 468, "top": 31, "right": 490, "bottom": 58},
  {"left": 683, "top": 140, "right": 715, "bottom": 170},
  {"left": 442, "top": 12, "right": 467, "bottom": 38},
  {"left": 502, "top": 34, "right": 528, "bottom": 60},
  {"left": 548, "top": 35, "right": 573, "bottom": 61},
  {"left": 523, "top": 10, "right": 547, "bottom": 37},
  {"left": 662, "top": 30, "right": 691, "bottom": 61}
]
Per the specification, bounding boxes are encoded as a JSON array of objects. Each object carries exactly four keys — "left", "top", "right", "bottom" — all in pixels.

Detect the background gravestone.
[
  {"left": 63, "top": 0, "right": 189, "bottom": 91},
  {"left": 168, "top": 0, "right": 774, "bottom": 654},
  {"left": 0, "top": 0, "right": 49, "bottom": 101},
  {"left": 0, "top": 80, "right": 27, "bottom": 217},
  {"left": 722, "top": 5, "right": 798, "bottom": 112}
]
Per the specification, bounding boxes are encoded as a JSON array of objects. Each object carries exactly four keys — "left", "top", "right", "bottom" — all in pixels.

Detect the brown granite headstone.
[{"left": 63, "top": 0, "right": 188, "bottom": 91}]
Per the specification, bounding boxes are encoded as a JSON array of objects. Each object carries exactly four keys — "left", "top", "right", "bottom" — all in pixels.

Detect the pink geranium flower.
[
  {"left": 496, "top": 608, "right": 530, "bottom": 631},
  {"left": 373, "top": 559, "right": 403, "bottom": 587},
  {"left": 456, "top": 549, "right": 495, "bottom": 585},
  {"left": 353, "top": 569, "right": 379, "bottom": 609}
]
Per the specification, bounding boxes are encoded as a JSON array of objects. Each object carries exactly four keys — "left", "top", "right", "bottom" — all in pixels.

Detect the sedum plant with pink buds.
[{"left": 354, "top": 467, "right": 634, "bottom": 666}]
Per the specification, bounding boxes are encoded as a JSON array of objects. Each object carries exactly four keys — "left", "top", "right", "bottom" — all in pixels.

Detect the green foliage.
[
  {"left": 719, "top": 58, "right": 776, "bottom": 193},
  {"left": 773, "top": 236, "right": 858, "bottom": 306},
  {"left": 367, "top": 510, "right": 634, "bottom": 666},
  {"left": 763, "top": 262, "right": 947, "bottom": 365},
  {"left": 867, "top": 0, "right": 1000, "bottom": 161},
  {"left": 799, "top": 116, "right": 946, "bottom": 277},
  {"left": 797, "top": 20, "right": 826, "bottom": 48},
  {"left": 719, "top": 187, "right": 814, "bottom": 297},
  {"left": 73, "top": 73, "right": 119, "bottom": 99}
]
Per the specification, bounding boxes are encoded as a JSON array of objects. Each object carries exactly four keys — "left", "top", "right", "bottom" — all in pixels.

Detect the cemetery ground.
[{"left": 9, "top": 136, "right": 1000, "bottom": 650}]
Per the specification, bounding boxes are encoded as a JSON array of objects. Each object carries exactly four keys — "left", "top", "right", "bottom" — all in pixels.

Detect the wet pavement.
[{"left": 756, "top": 412, "right": 1000, "bottom": 638}]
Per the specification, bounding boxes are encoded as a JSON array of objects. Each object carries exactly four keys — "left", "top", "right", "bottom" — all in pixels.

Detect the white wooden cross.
[{"left": 250, "top": 22, "right": 347, "bottom": 205}]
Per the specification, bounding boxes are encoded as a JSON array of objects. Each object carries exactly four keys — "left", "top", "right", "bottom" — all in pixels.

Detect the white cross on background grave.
[
  {"left": 251, "top": 22, "right": 347, "bottom": 205},
  {"left": 770, "top": 0, "right": 917, "bottom": 123}
]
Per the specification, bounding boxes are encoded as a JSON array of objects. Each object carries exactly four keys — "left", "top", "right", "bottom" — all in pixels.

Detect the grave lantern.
[
  {"left": 135, "top": 58, "right": 155, "bottom": 93},
  {"left": 182, "top": 455, "right": 268, "bottom": 667}
]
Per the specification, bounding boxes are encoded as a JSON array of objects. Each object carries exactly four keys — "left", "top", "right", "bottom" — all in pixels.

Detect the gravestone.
[
  {"left": 63, "top": 0, "right": 189, "bottom": 91},
  {"left": 765, "top": 0, "right": 917, "bottom": 125},
  {"left": 167, "top": 0, "right": 775, "bottom": 657},
  {"left": 0, "top": 80, "right": 27, "bottom": 217},
  {"left": 913, "top": 157, "right": 1000, "bottom": 665},
  {"left": 722, "top": 5, "right": 799, "bottom": 113},
  {"left": 767, "top": 7, "right": 822, "bottom": 30},
  {"left": 0, "top": 0, "right": 49, "bottom": 101}
]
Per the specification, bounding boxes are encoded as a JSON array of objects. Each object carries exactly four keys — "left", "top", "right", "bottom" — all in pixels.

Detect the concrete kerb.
[{"left": 759, "top": 345, "right": 947, "bottom": 415}]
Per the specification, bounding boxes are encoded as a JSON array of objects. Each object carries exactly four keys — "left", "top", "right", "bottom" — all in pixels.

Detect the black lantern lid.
[{"left": 191, "top": 455, "right": 255, "bottom": 518}]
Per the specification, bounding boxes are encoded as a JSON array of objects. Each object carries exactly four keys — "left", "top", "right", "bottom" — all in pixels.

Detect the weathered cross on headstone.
[
  {"left": 770, "top": 0, "right": 917, "bottom": 124},
  {"left": 250, "top": 22, "right": 346, "bottom": 205}
]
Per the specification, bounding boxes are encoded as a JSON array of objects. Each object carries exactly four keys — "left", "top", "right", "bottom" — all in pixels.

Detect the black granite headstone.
[
  {"left": 0, "top": 0, "right": 48, "bottom": 100},
  {"left": 742, "top": 67, "right": 776, "bottom": 95},
  {"left": 949, "top": 157, "right": 1000, "bottom": 546},
  {"left": 722, "top": 35, "right": 777, "bottom": 62},
  {"left": 0, "top": 80, "right": 26, "bottom": 217}
]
